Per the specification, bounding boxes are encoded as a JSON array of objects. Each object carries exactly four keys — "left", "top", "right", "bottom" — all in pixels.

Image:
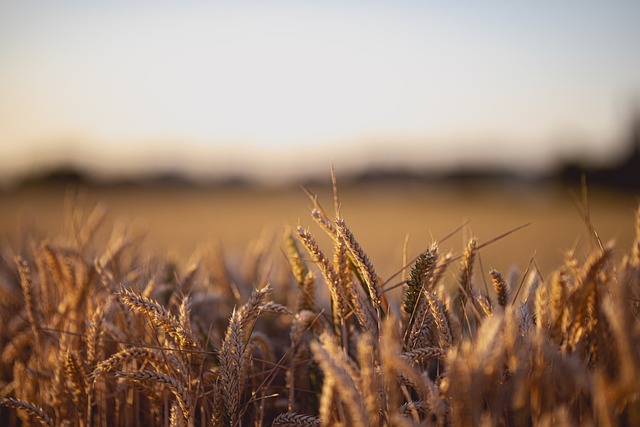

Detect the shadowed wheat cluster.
[{"left": 1, "top": 185, "right": 640, "bottom": 427}]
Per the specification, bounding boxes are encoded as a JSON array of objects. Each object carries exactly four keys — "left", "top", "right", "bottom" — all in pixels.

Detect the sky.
[{"left": 1, "top": 1, "right": 639, "bottom": 184}]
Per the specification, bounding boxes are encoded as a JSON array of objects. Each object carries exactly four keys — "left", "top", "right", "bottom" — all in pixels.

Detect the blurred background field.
[{"left": 1, "top": 179, "right": 636, "bottom": 299}]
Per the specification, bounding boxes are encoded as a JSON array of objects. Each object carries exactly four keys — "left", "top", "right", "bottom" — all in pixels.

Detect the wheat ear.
[
  {"left": 0, "top": 397, "right": 54, "bottom": 427},
  {"left": 311, "top": 208, "right": 338, "bottom": 239},
  {"left": 401, "top": 346, "right": 447, "bottom": 365},
  {"left": 356, "top": 333, "right": 381, "bottom": 427},
  {"left": 296, "top": 226, "right": 350, "bottom": 329},
  {"left": 490, "top": 269, "right": 511, "bottom": 309},
  {"left": 116, "top": 370, "right": 192, "bottom": 423},
  {"left": 425, "top": 290, "right": 453, "bottom": 350},
  {"left": 118, "top": 287, "right": 199, "bottom": 351},
  {"left": 218, "top": 286, "right": 271, "bottom": 425},
  {"left": 311, "top": 339, "right": 368, "bottom": 427},
  {"left": 78, "top": 202, "right": 107, "bottom": 250},
  {"left": 15, "top": 257, "right": 42, "bottom": 358},
  {"left": 63, "top": 349, "right": 88, "bottom": 412},
  {"left": 566, "top": 243, "right": 613, "bottom": 351},
  {"left": 632, "top": 206, "right": 640, "bottom": 266},
  {"left": 285, "top": 230, "right": 310, "bottom": 285},
  {"left": 273, "top": 411, "right": 321, "bottom": 426},
  {"left": 218, "top": 307, "right": 244, "bottom": 425},
  {"left": 85, "top": 305, "right": 105, "bottom": 370},
  {"left": 335, "top": 217, "right": 383, "bottom": 314},
  {"left": 92, "top": 346, "right": 185, "bottom": 380},
  {"left": 458, "top": 238, "right": 478, "bottom": 305},
  {"left": 1, "top": 329, "right": 33, "bottom": 365},
  {"left": 285, "top": 230, "right": 317, "bottom": 312},
  {"left": 534, "top": 281, "right": 549, "bottom": 332}
]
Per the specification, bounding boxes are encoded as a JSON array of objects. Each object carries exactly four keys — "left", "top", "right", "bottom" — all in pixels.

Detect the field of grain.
[
  {"left": 1, "top": 182, "right": 636, "bottom": 279},
  {"left": 1, "top": 180, "right": 639, "bottom": 426}
]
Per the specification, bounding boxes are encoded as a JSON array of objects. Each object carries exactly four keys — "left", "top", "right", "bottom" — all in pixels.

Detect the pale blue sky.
[{"left": 1, "top": 1, "right": 639, "bottom": 183}]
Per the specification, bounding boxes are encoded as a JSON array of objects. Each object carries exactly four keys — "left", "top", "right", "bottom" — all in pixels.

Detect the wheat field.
[{"left": 1, "top": 180, "right": 639, "bottom": 426}]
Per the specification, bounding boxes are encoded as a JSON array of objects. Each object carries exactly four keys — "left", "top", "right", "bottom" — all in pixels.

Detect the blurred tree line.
[{"left": 560, "top": 110, "right": 640, "bottom": 191}]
